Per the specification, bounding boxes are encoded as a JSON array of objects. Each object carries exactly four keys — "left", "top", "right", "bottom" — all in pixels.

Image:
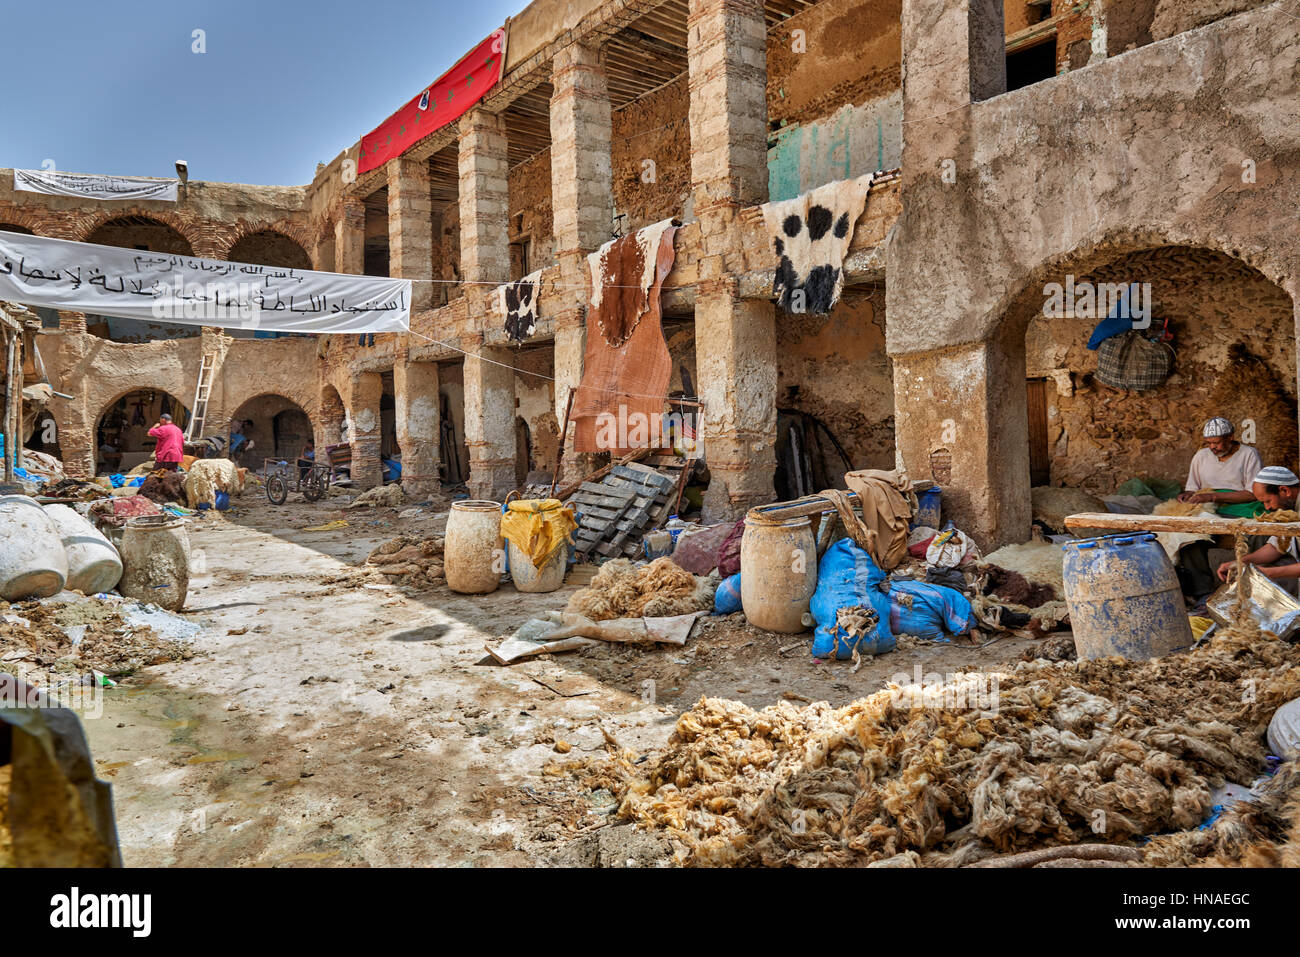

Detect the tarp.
[
  {"left": 14, "top": 168, "right": 178, "bottom": 202},
  {"left": 358, "top": 28, "right": 507, "bottom": 175},
  {"left": 0, "top": 231, "right": 410, "bottom": 334}
]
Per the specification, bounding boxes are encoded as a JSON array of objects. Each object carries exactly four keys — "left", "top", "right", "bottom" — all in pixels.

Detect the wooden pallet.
[{"left": 568, "top": 462, "right": 680, "bottom": 560}]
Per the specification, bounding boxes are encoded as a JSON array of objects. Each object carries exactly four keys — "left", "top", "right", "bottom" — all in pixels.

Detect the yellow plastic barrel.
[
  {"left": 445, "top": 500, "right": 503, "bottom": 594},
  {"left": 740, "top": 512, "right": 817, "bottom": 633}
]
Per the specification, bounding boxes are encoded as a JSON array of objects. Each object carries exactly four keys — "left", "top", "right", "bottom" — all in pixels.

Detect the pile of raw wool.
[
  {"left": 365, "top": 536, "right": 444, "bottom": 585},
  {"left": 566, "top": 557, "right": 716, "bottom": 621},
  {"left": 567, "top": 625, "right": 1300, "bottom": 867},
  {"left": 348, "top": 484, "right": 406, "bottom": 508}
]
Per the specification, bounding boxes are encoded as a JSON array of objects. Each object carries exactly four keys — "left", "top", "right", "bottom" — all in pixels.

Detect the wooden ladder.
[{"left": 184, "top": 353, "right": 217, "bottom": 442}]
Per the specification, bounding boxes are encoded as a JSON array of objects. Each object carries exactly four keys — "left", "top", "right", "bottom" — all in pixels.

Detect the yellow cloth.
[
  {"left": 500, "top": 499, "right": 577, "bottom": 570},
  {"left": 303, "top": 519, "right": 350, "bottom": 531}
]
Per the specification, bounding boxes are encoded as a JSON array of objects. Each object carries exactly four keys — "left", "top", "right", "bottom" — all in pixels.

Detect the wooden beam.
[{"left": 1063, "top": 512, "right": 1300, "bottom": 539}]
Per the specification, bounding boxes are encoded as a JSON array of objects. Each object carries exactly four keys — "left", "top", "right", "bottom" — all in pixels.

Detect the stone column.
[
  {"left": 387, "top": 156, "right": 434, "bottom": 310},
  {"left": 900, "top": 0, "right": 1006, "bottom": 121},
  {"left": 688, "top": 0, "right": 776, "bottom": 520},
  {"left": 58, "top": 312, "right": 87, "bottom": 335},
  {"left": 346, "top": 371, "right": 384, "bottom": 488},
  {"left": 57, "top": 389, "right": 96, "bottom": 479},
  {"left": 457, "top": 109, "right": 510, "bottom": 286},
  {"left": 457, "top": 110, "right": 516, "bottom": 497},
  {"left": 394, "top": 357, "right": 441, "bottom": 497},
  {"left": 462, "top": 335, "right": 517, "bottom": 501},
  {"left": 891, "top": 334, "right": 1031, "bottom": 550},
  {"left": 336, "top": 197, "right": 366, "bottom": 274},
  {"left": 549, "top": 43, "right": 613, "bottom": 473}
]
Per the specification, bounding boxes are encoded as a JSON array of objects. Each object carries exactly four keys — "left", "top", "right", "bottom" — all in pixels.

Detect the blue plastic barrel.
[
  {"left": 913, "top": 486, "right": 942, "bottom": 530},
  {"left": 1062, "top": 533, "right": 1192, "bottom": 660}
]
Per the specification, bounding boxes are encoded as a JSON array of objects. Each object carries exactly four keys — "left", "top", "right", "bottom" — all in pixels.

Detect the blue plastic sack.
[
  {"left": 885, "top": 579, "right": 975, "bottom": 642},
  {"left": 127, "top": 476, "right": 145, "bottom": 488},
  {"left": 109, "top": 473, "right": 126, "bottom": 488},
  {"left": 714, "top": 573, "right": 742, "bottom": 615},
  {"left": 810, "top": 539, "right": 895, "bottom": 659}
]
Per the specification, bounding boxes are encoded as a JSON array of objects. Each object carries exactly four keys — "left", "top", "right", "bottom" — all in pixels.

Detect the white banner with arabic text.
[
  {"left": 0, "top": 231, "right": 410, "bottom": 334},
  {"left": 14, "top": 168, "right": 179, "bottom": 202}
]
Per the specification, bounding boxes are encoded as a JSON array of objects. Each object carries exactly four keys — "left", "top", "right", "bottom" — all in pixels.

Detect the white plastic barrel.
[
  {"left": 740, "top": 513, "right": 818, "bottom": 633},
  {"left": 43, "top": 504, "right": 123, "bottom": 594},
  {"left": 444, "top": 500, "right": 503, "bottom": 594},
  {"left": 508, "top": 540, "right": 567, "bottom": 593},
  {"left": 0, "top": 494, "right": 67, "bottom": 600}
]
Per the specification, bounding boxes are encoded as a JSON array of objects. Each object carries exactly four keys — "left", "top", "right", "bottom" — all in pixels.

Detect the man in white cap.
[
  {"left": 1177, "top": 416, "right": 1262, "bottom": 518},
  {"left": 1215, "top": 466, "right": 1300, "bottom": 593}
]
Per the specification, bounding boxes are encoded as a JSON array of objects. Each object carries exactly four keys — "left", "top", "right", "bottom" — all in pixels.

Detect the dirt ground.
[{"left": 81, "top": 488, "right": 1042, "bottom": 867}]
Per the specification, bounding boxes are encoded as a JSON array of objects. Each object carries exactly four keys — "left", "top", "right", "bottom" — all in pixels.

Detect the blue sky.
[{"left": 0, "top": 0, "right": 520, "bottom": 186}]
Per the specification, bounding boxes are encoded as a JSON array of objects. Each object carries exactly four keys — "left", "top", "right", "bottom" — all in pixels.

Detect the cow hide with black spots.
[
  {"left": 499, "top": 270, "right": 542, "bottom": 342},
  {"left": 763, "top": 173, "right": 874, "bottom": 315}
]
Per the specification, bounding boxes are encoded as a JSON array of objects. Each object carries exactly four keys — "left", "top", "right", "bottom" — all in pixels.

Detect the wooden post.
[{"left": 3, "top": 329, "right": 16, "bottom": 482}]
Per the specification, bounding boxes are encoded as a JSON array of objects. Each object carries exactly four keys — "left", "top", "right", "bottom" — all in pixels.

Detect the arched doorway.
[
  {"left": 83, "top": 215, "right": 197, "bottom": 342},
  {"left": 228, "top": 230, "right": 312, "bottom": 270},
  {"left": 1003, "top": 243, "right": 1297, "bottom": 526},
  {"left": 227, "top": 230, "right": 314, "bottom": 340},
  {"left": 228, "top": 394, "right": 314, "bottom": 466},
  {"left": 319, "top": 385, "right": 346, "bottom": 447},
  {"left": 95, "top": 390, "right": 190, "bottom": 474}
]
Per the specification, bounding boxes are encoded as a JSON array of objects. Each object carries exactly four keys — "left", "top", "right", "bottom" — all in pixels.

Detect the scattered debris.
[
  {"left": 366, "top": 535, "right": 445, "bottom": 586},
  {"left": 347, "top": 484, "right": 406, "bottom": 509}
]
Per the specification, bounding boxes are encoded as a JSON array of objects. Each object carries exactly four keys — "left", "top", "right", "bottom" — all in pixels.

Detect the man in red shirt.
[{"left": 148, "top": 414, "right": 185, "bottom": 471}]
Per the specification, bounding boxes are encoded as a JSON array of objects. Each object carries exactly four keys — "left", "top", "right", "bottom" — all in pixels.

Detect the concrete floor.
[{"left": 83, "top": 491, "right": 1040, "bottom": 866}]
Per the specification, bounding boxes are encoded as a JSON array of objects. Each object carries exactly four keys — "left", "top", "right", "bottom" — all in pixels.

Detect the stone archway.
[
  {"left": 1016, "top": 245, "right": 1297, "bottom": 496},
  {"left": 891, "top": 236, "right": 1299, "bottom": 547},
  {"left": 227, "top": 230, "right": 313, "bottom": 270},
  {"left": 94, "top": 388, "right": 191, "bottom": 474},
  {"left": 82, "top": 215, "right": 197, "bottom": 342},
  {"left": 228, "top": 393, "right": 315, "bottom": 464}
]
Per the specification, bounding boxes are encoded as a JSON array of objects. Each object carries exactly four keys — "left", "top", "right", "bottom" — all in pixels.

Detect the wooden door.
[{"left": 1027, "top": 378, "right": 1051, "bottom": 487}]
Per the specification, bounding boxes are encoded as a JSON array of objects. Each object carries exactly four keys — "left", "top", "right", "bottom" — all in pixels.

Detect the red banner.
[{"left": 358, "top": 28, "right": 507, "bottom": 175}]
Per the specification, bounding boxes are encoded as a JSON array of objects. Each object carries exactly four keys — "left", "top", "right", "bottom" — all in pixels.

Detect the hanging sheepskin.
[
  {"left": 763, "top": 173, "right": 874, "bottom": 315},
  {"left": 499, "top": 269, "right": 542, "bottom": 343}
]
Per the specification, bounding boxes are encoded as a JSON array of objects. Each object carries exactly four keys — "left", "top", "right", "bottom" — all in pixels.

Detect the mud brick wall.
[{"left": 611, "top": 76, "right": 691, "bottom": 233}]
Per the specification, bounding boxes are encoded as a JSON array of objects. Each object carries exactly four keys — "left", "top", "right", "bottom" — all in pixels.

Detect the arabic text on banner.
[
  {"left": 0, "top": 231, "right": 410, "bottom": 335},
  {"left": 13, "top": 169, "right": 179, "bottom": 202}
]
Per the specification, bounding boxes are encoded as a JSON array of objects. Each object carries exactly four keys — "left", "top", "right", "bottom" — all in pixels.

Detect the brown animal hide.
[{"left": 572, "top": 220, "right": 677, "bottom": 454}]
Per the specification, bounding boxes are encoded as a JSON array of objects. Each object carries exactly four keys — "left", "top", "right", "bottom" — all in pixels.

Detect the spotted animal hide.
[
  {"left": 763, "top": 173, "right": 874, "bottom": 316},
  {"left": 499, "top": 269, "right": 542, "bottom": 343}
]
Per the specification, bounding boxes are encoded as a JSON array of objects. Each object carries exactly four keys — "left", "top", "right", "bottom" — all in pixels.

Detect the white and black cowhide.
[
  {"left": 500, "top": 271, "right": 541, "bottom": 343},
  {"left": 763, "top": 173, "right": 874, "bottom": 316}
]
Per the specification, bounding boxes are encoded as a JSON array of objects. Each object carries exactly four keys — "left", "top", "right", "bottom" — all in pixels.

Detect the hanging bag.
[{"left": 1096, "top": 330, "right": 1174, "bottom": 390}]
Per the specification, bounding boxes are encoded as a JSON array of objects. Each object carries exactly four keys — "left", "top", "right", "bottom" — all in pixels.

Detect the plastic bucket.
[
  {"left": 913, "top": 486, "right": 941, "bottom": 529},
  {"left": 118, "top": 516, "right": 190, "bottom": 611}
]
